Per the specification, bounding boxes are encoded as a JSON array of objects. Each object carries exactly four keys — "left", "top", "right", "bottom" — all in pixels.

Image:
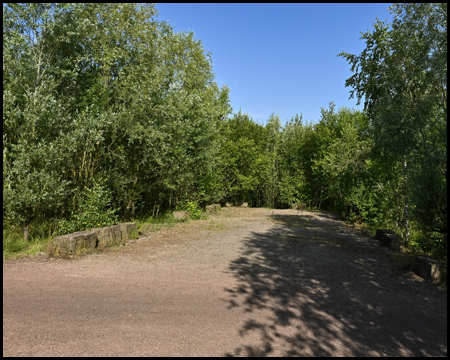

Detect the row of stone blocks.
[
  {"left": 376, "top": 229, "right": 447, "bottom": 284},
  {"left": 52, "top": 223, "right": 137, "bottom": 258}
]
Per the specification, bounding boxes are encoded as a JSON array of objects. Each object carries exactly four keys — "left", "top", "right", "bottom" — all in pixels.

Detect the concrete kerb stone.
[
  {"left": 375, "top": 228, "right": 447, "bottom": 285},
  {"left": 92, "top": 225, "right": 122, "bottom": 248},
  {"left": 53, "top": 230, "right": 98, "bottom": 258},
  {"left": 205, "top": 204, "right": 221, "bottom": 213},
  {"left": 384, "top": 233, "right": 403, "bottom": 250},
  {"left": 173, "top": 211, "right": 190, "bottom": 220},
  {"left": 375, "top": 229, "right": 395, "bottom": 241},
  {"left": 51, "top": 222, "right": 137, "bottom": 257},
  {"left": 291, "top": 203, "right": 306, "bottom": 210},
  {"left": 375, "top": 229, "right": 403, "bottom": 249},
  {"left": 120, "top": 222, "right": 138, "bottom": 240},
  {"left": 414, "top": 255, "right": 447, "bottom": 284},
  {"left": 379, "top": 233, "right": 401, "bottom": 249}
]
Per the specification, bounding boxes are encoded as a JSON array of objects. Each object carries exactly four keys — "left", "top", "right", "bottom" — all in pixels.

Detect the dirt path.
[{"left": 3, "top": 208, "right": 447, "bottom": 356}]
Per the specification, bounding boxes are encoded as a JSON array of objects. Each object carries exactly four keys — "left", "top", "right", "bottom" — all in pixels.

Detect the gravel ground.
[{"left": 3, "top": 207, "right": 447, "bottom": 356}]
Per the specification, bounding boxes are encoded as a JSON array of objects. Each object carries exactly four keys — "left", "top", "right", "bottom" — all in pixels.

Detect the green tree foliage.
[
  {"left": 3, "top": 4, "right": 73, "bottom": 240},
  {"left": 310, "top": 104, "right": 372, "bottom": 215},
  {"left": 3, "top": 3, "right": 231, "bottom": 239},
  {"left": 58, "top": 177, "right": 119, "bottom": 235},
  {"left": 262, "top": 114, "right": 282, "bottom": 208},
  {"left": 339, "top": 3, "right": 447, "bottom": 249},
  {"left": 218, "top": 112, "right": 268, "bottom": 207},
  {"left": 277, "top": 114, "right": 308, "bottom": 207}
]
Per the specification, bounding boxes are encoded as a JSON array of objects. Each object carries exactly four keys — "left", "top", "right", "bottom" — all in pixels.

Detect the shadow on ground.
[{"left": 223, "top": 213, "right": 447, "bottom": 356}]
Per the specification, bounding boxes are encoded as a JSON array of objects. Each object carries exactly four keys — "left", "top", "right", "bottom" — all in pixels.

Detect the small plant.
[
  {"left": 130, "top": 228, "right": 139, "bottom": 240},
  {"left": 178, "top": 200, "right": 205, "bottom": 220}
]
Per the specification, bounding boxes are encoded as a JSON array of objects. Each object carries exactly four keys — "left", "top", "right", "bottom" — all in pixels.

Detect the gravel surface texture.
[{"left": 3, "top": 207, "right": 447, "bottom": 356}]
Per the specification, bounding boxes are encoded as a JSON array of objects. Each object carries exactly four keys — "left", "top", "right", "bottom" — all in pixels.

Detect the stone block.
[
  {"left": 92, "top": 225, "right": 122, "bottom": 248},
  {"left": 120, "top": 222, "right": 137, "bottom": 240},
  {"left": 375, "top": 229, "right": 395, "bottom": 241},
  {"left": 205, "top": 204, "right": 221, "bottom": 213},
  {"left": 173, "top": 211, "right": 190, "bottom": 220},
  {"left": 414, "top": 256, "right": 447, "bottom": 284},
  {"left": 53, "top": 230, "right": 98, "bottom": 257},
  {"left": 291, "top": 203, "right": 306, "bottom": 210},
  {"left": 51, "top": 222, "right": 137, "bottom": 257},
  {"left": 354, "top": 215, "right": 363, "bottom": 225},
  {"left": 375, "top": 229, "right": 402, "bottom": 249},
  {"left": 377, "top": 232, "right": 403, "bottom": 249},
  {"left": 383, "top": 233, "right": 403, "bottom": 249}
]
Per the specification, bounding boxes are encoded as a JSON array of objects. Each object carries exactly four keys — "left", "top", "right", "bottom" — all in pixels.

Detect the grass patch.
[
  {"left": 3, "top": 217, "right": 62, "bottom": 259},
  {"left": 3, "top": 208, "right": 201, "bottom": 260},
  {"left": 131, "top": 210, "right": 185, "bottom": 236},
  {"left": 3, "top": 227, "right": 49, "bottom": 260},
  {"left": 206, "top": 220, "right": 226, "bottom": 231},
  {"left": 130, "top": 227, "right": 139, "bottom": 239}
]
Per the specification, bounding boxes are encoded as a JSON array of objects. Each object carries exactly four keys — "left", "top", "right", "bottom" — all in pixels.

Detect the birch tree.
[{"left": 339, "top": 3, "right": 446, "bottom": 247}]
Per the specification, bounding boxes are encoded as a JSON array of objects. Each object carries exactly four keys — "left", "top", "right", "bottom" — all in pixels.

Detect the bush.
[
  {"left": 178, "top": 200, "right": 204, "bottom": 220},
  {"left": 409, "top": 231, "right": 447, "bottom": 262},
  {"left": 58, "top": 179, "right": 119, "bottom": 235}
]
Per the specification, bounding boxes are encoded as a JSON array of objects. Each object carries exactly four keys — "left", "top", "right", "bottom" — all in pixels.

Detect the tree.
[
  {"left": 308, "top": 104, "right": 377, "bottom": 218},
  {"left": 263, "top": 114, "right": 281, "bottom": 208},
  {"left": 218, "top": 112, "right": 268, "bottom": 207},
  {"left": 3, "top": 3, "right": 232, "bottom": 239},
  {"left": 277, "top": 114, "right": 307, "bottom": 207},
  {"left": 3, "top": 4, "right": 73, "bottom": 240},
  {"left": 338, "top": 3, "right": 446, "bottom": 248}
]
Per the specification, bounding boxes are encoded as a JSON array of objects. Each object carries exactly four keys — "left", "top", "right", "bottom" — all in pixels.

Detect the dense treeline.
[
  {"left": 3, "top": 3, "right": 231, "bottom": 237},
  {"left": 3, "top": 4, "right": 446, "bottom": 259}
]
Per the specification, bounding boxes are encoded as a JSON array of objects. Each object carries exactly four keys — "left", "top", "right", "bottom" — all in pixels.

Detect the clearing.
[{"left": 3, "top": 207, "right": 447, "bottom": 356}]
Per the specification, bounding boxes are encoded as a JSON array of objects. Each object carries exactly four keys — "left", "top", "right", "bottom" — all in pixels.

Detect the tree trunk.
[
  {"left": 24, "top": 223, "right": 29, "bottom": 242},
  {"left": 403, "top": 156, "right": 410, "bottom": 244}
]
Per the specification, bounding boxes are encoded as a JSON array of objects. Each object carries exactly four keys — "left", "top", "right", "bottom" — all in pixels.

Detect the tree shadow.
[{"left": 223, "top": 212, "right": 447, "bottom": 356}]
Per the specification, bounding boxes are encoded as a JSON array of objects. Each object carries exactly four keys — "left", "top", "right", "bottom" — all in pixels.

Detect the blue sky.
[{"left": 155, "top": 3, "right": 393, "bottom": 125}]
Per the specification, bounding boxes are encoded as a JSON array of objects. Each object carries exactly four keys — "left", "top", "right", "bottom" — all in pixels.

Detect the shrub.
[
  {"left": 178, "top": 200, "right": 204, "bottom": 220},
  {"left": 58, "top": 179, "right": 118, "bottom": 235}
]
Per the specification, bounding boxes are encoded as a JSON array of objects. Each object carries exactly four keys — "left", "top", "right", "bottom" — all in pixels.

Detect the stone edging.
[
  {"left": 51, "top": 222, "right": 137, "bottom": 258},
  {"left": 376, "top": 229, "right": 446, "bottom": 285}
]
